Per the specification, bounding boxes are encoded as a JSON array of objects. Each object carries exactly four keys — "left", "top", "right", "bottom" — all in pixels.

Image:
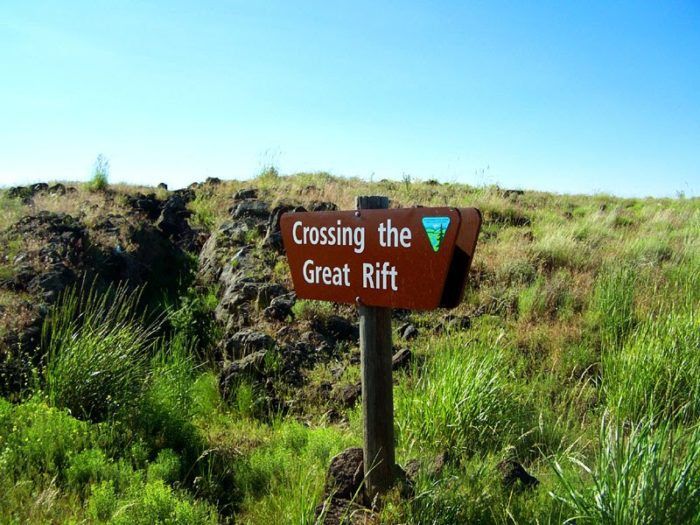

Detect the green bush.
[
  {"left": 167, "top": 286, "right": 220, "bottom": 360},
  {"left": 88, "top": 154, "right": 109, "bottom": 192},
  {"left": 147, "top": 449, "right": 181, "bottom": 484},
  {"left": 135, "top": 336, "right": 202, "bottom": 456},
  {"left": 0, "top": 398, "right": 91, "bottom": 482},
  {"left": 255, "top": 165, "right": 280, "bottom": 186},
  {"left": 66, "top": 448, "right": 112, "bottom": 490},
  {"left": 188, "top": 193, "right": 217, "bottom": 231},
  {"left": 291, "top": 299, "right": 334, "bottom": 321},
  {"left": 553, "top": 415, "right": 700, "bottom": 524},
  {"left": 43, "top": 283, "right": 160, "bottom": 422},
  {"left": 0, "top": 397, "right": 12, "bottom": 437},
  {"left": 90, "top": 479, "right": 217, "bottom": 525},
  {"left": 89, "top": 480, "right": 120, "bottom": 521},
  {"left": 396, "top": 333, "right": 522, "bottom": 458}
]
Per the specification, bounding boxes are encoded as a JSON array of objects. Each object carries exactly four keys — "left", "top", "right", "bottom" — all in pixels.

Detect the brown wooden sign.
[{"left": 280, "top": 207, "right": 481, "bottom": 310}]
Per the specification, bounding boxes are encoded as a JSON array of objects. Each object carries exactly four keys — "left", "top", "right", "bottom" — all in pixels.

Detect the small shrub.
[
  {"left": 291, "top": 299, "right": 334, "bottom": 322},
  {"left": 272, "top": 259, "right": 290, "bottom": 282},
  {"left": 608, "top": 208, "right": 636, "bottom": 228},
  {"left": 89, "top": 480, "right": 120, "bottom": 521},
  {"left": 43, "top": 283, "right": 160, "bottom": 422},
  {"left": 495, "top": 258, "right": 537, "bottom": 286},
  {"left": 101, "top": 479, "right": 218, "bottom": 525},
  {"left": 478, "top": 283, "right": 520, "bottom": 316},
  {"left": 66, "top": 448, "right": 112, "bottom": 491},
  {"left": 255, "top": 165, "right": 280, "bottom": 188},
  {"left": 89, "top": 154, "right": 110, "bottom": 192},
  {"left": 189, "top": 193, "right": 216, "bottom": 231},
  {"left": 0, "top": 398, "right": 91, "bottom": 482},
  {"left": 167, "top": 286, "right": 220, "bottom": 360},
  {"left": 127, "top": 439, "right": 151, "bottom": 470},
  {"left": 136, "top": 336, "right": 202, "bottom": 456},
  {"left": 625, "top": 237, "right": 673, "bottom": 266},
  {"left": 147, "top": 449, "right": 181, "bottom": 484},
  {"left": 571, "top": 220, "right": 609, "bottom": 246},
  {"left": 484, "top": 205, "right": 531, "bottom": 227},
  {"left": 245, "top": 227, "right": 261, "bottom": 244}
]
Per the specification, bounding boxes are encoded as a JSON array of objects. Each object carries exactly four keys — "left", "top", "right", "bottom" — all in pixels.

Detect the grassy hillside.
[{"left": 0, "top": 171, "right": 698, "bottom": 524}]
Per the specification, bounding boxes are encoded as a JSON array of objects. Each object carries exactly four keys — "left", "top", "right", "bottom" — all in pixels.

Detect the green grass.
[
  {"left": 553, "top": 415, "right": 700, "bottom": 524},
  {"left": 387, "top": 457, "right": 570, "bottom": 524},
  {"left": 519, "top": 270, "right": 578, "bottom": 321},
  {"left": 1, "top": 173, "right": 699, "bottom": 523},
  {"left": 590, "top": 264, "right": 638, "bottom": 350},
  {"left": 165, "top": 284, "right": 220, "bottom": 362},
  {"left": 43, "top": 282, "right": 161, "bottom": 422},
  {"left": 291, "top": 298, "right": 335, "bottom": 321},
  {"left": 604, "top": 308, "right": 700, "bottom": 424},
  {"left": 89, "top": 479, "right": 218, "bottom": 525},
  {"left": 0, "top": 397, "right": 91, "bottom": 483},
  {"left": 529, "top": 231, "right": 590, "bottom": 272},
  {"left": 189, "top": 192, "right": 217, "bottom": 231},
  {"left": 0, "top": 397, "right": 219, "bottom": 523},
  {"left": 0, "top": 192, "right": 24, "bottom": 228},
  {"left": 234, "top": 419, "right": 356, "bottom": 524},
  {"left": 135, "top": 335, "right": 214, "bottom": 457},
  {"left": 396, "top": 332, "right": 525, "bottom": 459},
  {"left": 0, "top": 236, "right": 23, "bottom": 282}
]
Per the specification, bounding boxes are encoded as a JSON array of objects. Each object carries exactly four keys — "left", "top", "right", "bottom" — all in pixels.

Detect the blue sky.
[{"left": 1, "top": 1, "right": 698, "bottom": 196}]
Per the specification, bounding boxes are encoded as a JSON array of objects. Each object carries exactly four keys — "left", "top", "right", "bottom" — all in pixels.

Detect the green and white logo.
[{"left": 422, "top": 217, "right": 450, "bottom": 252}]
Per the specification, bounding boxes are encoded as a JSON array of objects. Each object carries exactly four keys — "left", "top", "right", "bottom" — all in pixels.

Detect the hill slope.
[{"left": 0, "top": 172, "right": 698, "bottom": 523}]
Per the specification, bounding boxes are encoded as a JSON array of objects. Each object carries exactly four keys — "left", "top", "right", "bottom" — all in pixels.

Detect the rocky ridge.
[{"left": 1, "top": 180, "right": 477, "bottom": 409}]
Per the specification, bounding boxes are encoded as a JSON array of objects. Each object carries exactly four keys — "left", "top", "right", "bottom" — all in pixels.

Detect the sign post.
[
  {"left": 356, "top": 196, "right": 395, "bottom": 498},
  {"left": 280, "top": 198, "right": 482, "bottom": 500}
]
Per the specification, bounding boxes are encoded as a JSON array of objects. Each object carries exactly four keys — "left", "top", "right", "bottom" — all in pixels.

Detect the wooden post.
[{"left": 356, "top": 195, "right": 395, "bottom": 500}]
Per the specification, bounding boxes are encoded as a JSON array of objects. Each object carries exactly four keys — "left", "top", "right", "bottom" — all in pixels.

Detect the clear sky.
[{"left": 1, "top": 1, "right": 698, "bottom": 197}]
